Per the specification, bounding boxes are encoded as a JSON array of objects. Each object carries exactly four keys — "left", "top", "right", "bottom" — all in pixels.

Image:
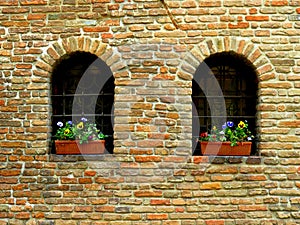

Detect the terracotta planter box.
[
  {"left": 200, "top": 141, "right": 252, "bottom": 156},
  {"left": 55, "top": 140, "right": 105, "bottom": 155}
]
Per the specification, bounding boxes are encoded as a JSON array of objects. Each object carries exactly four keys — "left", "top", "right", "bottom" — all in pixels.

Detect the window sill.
[
  {"left": 193, "top": 156, "right": 262, "bottom": 165},
  {"left": 49, "top": 154, "right": 112, "bottom": 162},
  {"left": 49, "top": 154, "right": 261, "bottom": 165}
]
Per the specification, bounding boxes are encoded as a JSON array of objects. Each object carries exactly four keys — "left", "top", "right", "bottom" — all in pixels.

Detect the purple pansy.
[
  {"left": 227, "top": 121, "right": 234, "bottom": 128},
  {"left": 67, "top": 121, "right": 72, "bottom": 125},
  {"left": 88, "top": 135, "right": 94, "bottom": 140},
  {"left": 222, "top": 123, "right": 227, "bottom": 129}
]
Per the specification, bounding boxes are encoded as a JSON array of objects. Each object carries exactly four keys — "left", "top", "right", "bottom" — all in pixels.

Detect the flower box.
[
  {"left": 55, "top": 140, "right": 105, "bottom": 155},
  {"left": 200, "top": 141, "right": 252, "bottom": 156}
]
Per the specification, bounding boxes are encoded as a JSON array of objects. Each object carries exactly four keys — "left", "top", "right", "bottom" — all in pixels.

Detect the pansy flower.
[
  {"left": 222, "top": 123, "right": 227, "bottom": 129},
  {"left": 57, "top": 121, "right": 63, "bottom": 127},
  {"left": 64, "top": 129, "right": 71, "bottom": 135},
  {"left": 238, "top": 121, "right": 245, "bottom": 129},
  {"left": 227, "top": 121, "right": 234, "bottom": 127},
  {"left": 200, "top": 132, "right": 208, "bottom": 138},
  {"left": 77, "top": 122, "right": 84, "bottom": 129}
]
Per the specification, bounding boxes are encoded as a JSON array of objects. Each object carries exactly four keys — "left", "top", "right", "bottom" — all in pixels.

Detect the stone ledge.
[
  {"left": 50, "top": 154, "right": 262, "bottom": 165},
  {"left": 193, "top": 156, "right": 262, "bottom": 164},
  {"left": 49, "top": 154, "right": 117, "bottom": 162}
]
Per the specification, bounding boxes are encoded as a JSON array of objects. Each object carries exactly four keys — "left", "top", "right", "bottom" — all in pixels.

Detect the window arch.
[
  {"left": 192, "top": 51, "right": 258, "bottom": 155},
  {"left": 51, "top": 51, "right": 114, "bottom": 153}
]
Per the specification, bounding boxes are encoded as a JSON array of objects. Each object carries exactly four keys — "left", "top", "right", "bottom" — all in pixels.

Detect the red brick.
[
  {"left": 150, "top": 199, "right": 171, "bottom": 205},
  {"left": 12, "top": 184, "right": 28, "bottom": 191},
  {"left": 147, "top": 214, "right": 168, "bottom": 220},
  {"left": 193, "top": 156, "right": 209, "bottom": 164},
  {"left": 19, "top": 155, "right": 34, "bottom": 161},
  {"left": 15, "top": 212, "right": 30, "bottom": 220},
  {"left": 27, "top": 13, "right": 46, "bottom": 20},
  {"left": 84, "top": 170, "right": 97, "bottom": 176},
  {"left": 79, "top": 178, "right": 92, "bottom": 184},
  {"left": 266, "top": 0, "right": 288, "bottom": 5},
  {"left": 95, "top": 206, "right": 115, "bottom": 212},
  {"left": 246, "top": 16, "right": 269, "bottom": 21},
  {"left": 83, "top": 26, "right": 110, "bottom": 32},
  {"left": 0, "top": 0, "right": 18, "bottom": 5},
  {"left": 200, "top": 182, "right": 222, "bottom": 190},
  {"left": 205, "top": 220, "right": 225, "bottom": 225},
  {"left": 134, "top": 191, "right": 163, "bottom": 197},
  {"left": 134, "top": 156, "right": 162, "bottom": 162},
  {"left": 20, "top": 0, "right": 47, "bottom": 4},
  {"left": 33, "top": 212, "right": 45, "bottom": 218},
  {"left": 0, "top": 106, "right": 18, "bottom": 112},
  {"left": 278, "top": 120, "right": 300, "bottom": 128},
  {"left": 153, "top": 74, "right": 175, "bottom": 80},
  {"left": 0, "top": 170, "right": 21, "bottom": 176},
  {"left": 101, "top": 33, "right": 113, "bottom": 39}
]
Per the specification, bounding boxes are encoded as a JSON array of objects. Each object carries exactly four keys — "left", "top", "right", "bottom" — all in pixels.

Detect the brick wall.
[{"left": 1, "top": 0, "right": 300, "bottom": 224}]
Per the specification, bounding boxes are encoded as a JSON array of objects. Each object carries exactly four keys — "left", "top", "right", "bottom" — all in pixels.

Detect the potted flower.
[
  {"left": 54, "top": 117, "right": 107, "bottom": 155},
  {"left": 199, "top": 120, "right": 254, "bottom": 156}
]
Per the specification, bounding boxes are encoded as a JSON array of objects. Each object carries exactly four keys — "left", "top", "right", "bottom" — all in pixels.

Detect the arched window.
[
  {"left": 192, "top": 51, "right": 258, "bottom": 155},
  {"left": 51, "top": 51, "right": 114, "bottom": 153}
]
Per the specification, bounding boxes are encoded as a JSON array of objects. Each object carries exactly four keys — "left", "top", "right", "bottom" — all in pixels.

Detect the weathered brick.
[
  {"left": 134, "top": 191, "right": 162, "bottom": 197},
  {"left": 0, "top": 0, "right": 299, "bottom": 223},
  {"left": 246, "top": 16, "right": 269, "bottom": 21},
  {"left": 147, "top": 214, "right": 168, "bottom": 220}
]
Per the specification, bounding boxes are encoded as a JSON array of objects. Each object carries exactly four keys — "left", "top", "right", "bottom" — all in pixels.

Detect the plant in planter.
[
  {"left": 54, "top": 117, "right": 107, "bottom": 155},
  {"left": 199, "top": 120, "right": 254, "bottom": 156}
]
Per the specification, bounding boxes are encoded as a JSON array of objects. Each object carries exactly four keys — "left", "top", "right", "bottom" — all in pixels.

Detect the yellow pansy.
[
  {"left": 64, "top": 129, "right": 71, "bottom": 135},
  {"left": 238, "top": 121, "right": 245, "bottom": 129},
  {"left": 77, "top": 122, "right": 84, "bottom": 129}
]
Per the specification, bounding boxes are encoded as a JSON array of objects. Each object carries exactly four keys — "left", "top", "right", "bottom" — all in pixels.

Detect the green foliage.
[
  {"left": 199, "top": 120, "right": 254, "bottom": 147},
  {"left": 54, "top": 118, "right": 107, "bottom": 144}
]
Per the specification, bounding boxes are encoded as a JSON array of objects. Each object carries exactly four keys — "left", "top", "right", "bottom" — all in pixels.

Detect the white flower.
[
  {"left": 81, "top": 117, "right": 88, "bottom": 122},
  {"left": 57, "top": 121, "right": 63, "bottom": 127}
]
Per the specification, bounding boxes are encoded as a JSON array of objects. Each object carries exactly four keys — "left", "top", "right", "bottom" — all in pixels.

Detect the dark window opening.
[
  {"left": 51, "top": 51, "right": 114, "bottom": 154},
  {"left": 192, "top": 51, "right": 258, "bottom": 155}
]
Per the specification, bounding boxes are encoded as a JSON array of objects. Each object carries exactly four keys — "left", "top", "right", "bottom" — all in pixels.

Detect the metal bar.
[
  {"left": 51, "top": 93, "right": 114, "bottom": 97},
  {"left": 52, "top": 114, "right": 114, "bottom": 117},
  {"left": 192, "top": 116, "right": 255, "bottom": 118},
  {"left": 192, "top": 95, "right": 256, "bottom": 98}
]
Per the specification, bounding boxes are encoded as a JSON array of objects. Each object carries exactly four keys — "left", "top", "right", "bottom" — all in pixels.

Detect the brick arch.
[
  {"left": 34, "top": 37, "right": 125, "bottom": 153},
  {"left": 34, "top": 36, "right": 125, "bottom": 76},
  {"left": 177, "top": 37, "right": 274, "bottom": 81}
]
